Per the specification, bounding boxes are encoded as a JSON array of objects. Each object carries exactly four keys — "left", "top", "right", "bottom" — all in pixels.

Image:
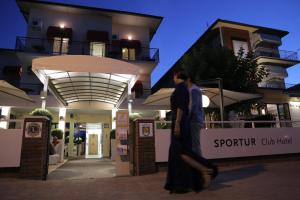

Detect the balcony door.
[
  {"left": 232, "top": 40, "right": 249, "bottom": 57},
  {"left": 90, "top": 42, "right": 105, "bottom": 57},
  {"left": 53, "top": 37, "right": 69, "bottom": 54},
  {"left": 122, "top": 48, "right": 136, "bottom": 60}
]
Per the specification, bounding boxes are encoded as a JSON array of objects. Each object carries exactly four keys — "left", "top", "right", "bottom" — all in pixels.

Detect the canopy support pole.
[
  {"left": 217, "top": 78, "right": 224, "bottom": 127},
  {"left": 41, "top": 76, "right": 49, "bottom": 109}
]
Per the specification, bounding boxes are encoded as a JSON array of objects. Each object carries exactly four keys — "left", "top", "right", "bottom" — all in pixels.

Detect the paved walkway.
[
  {"left": 48, "top": 159, "right": 115, "bottom": 180},
  {"left": 1, "top": 160, "right": 300, "bottom": 200}
]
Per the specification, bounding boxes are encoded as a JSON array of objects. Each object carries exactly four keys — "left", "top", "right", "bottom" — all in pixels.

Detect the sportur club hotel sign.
[{"left": 201, "top": 128, "right": 300, "bottom": 159}]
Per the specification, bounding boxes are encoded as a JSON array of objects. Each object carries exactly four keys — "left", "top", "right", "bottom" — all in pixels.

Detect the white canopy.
[
  {"left": 0, "top": 80, "right": 34, "bottom": 105},
  {"left": 143, "top": 87, "right": 262, "bottom": 108},
  {"left": 32, "top": 55, "right": 139, "bottom": 107}
]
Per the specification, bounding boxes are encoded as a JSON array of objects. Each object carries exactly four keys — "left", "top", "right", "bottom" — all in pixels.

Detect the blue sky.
[{"left": 0, "top": 0, "right": 299, "bottom": 87}]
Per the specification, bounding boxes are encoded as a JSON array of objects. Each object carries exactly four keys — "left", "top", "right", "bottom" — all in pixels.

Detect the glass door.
[{"left": 85, "top": 123, "right": 102, "bottom": 158}]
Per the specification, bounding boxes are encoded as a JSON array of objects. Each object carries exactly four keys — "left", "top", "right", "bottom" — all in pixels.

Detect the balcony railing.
[
  {"left": 251, "top": 33, "right": 282, "bottom": 47},
  {"left": 15, "top": 36, "right": 159, "bottom": 63},
  {"left": 254, "top": 48, "right": 299, "bottom": 61}
]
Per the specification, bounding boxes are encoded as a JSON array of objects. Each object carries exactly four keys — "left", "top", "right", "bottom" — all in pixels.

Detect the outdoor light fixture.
[
  {"left": 40, "top": 91, "right": 47, "bottom": 99},
  {"left": 60, "top": 23, "right": 65, "bottom": 29},
  {"left": 202, "top": 95, "right": 210, "bottom": 108},
  {"left": 159, "top": 110, "right": 166, "bottom": 119},
  {"left": 127, "top": 35, "right": 132, "bottom": 40}
]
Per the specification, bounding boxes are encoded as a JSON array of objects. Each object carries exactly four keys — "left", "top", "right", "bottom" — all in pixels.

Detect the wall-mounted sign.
[
  {"left": 139, "top": 123, "right": 153, "bottom": 137},
  {"left": 25, "top": 122, "right": 42, "bottom": 138},
  {"left": 116, "top": 112, "right": 128, "bottom": 127}
]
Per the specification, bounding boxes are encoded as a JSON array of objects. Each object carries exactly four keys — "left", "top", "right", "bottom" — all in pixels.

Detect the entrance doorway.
[{"left": 86, "top": 123, "right": 103, "bottom": 158}]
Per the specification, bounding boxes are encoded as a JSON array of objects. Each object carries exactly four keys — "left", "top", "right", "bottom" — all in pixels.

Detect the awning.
[
  {"left": 86, "top": 30, "right": 109, "bottom": 43},
  {"left": 143, "top": 88, "right": 262, "bottom": 108},
  {"left": 0, "top": 80, "right": 34, "bottom": 105},
  {"left": 32, "top": 55, "right": 139, "bottom": 107},
  {"left": 47, "top": 26, "right": 73, "bottom": 39}
]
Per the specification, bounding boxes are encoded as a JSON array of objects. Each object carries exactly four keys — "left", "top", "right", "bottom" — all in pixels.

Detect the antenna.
[{"left": 206, "top": 22, "right": 209, "bottom": 28}]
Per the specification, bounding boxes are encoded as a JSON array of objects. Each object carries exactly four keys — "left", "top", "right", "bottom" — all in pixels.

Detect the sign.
[
  {"left": 154, "top": 126, "right": 300, "bottom": 162},
  {"left": 25, "top": 122, "right": 42, "bottom": 138},
  {"left": 115, "top": 111, "right": 130, "bottom": 176},
  {"left": 139, "top": 123, "right": 153, "bottom": 137},
  {"left": 201, "top": 128, "right": 300, "bottom": 159}
]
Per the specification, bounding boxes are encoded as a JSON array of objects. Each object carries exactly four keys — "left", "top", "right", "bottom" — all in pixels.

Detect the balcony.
[
  {"left": 252, "top": 33, "right": 282, "bottom": 47},
  {"left": 15, "top": 36, "right": 159, "bottom": 63},
  {"left": 254, "top": 48, "right": 299, "bottom": 61}
]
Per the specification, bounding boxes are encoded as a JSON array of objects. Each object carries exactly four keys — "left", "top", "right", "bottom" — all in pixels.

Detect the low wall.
[
  {"left": 0, "top": 129, "right": 23, "bottom": 167},
  {"left": 155, "top": 127, "right": 300, "bottom": 162}
]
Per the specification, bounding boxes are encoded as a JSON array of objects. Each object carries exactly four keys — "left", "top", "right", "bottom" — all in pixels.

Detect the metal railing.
[
  {"left": 255, "top": 48, "right": 299, "bottom": 61},
  {"left": 154, "top": 120, "right": 300, "bottom": 129},
  {"left": 15, "top": 36, "right": 159, "bottom": 63}
]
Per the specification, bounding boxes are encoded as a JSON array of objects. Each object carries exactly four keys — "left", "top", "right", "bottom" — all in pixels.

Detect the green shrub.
[
  {"left": 51, "top": 129, "right": 63, "bottom": 139},
  {"left": 30, "top": 108, "right": 53, "bottom": 121}
]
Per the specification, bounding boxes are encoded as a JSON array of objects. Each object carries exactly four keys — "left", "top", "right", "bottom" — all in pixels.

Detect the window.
[
  {"left": 90, "top": 42, "right": 105, "bottom": 57},
  {"left": 266, "top": 103, "right": 291, "bottom": 127},
  {"left": 122, "top": 48, "right": 136, "bottom": 60},
  {"left": 232, "top": 40, "right": 249, "bottom": 57},
  {"left": 53, "top": 37, "right": 69, "bottom": 54}
]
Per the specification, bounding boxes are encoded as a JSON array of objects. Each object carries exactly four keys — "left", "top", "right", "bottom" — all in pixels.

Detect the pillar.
[
  {"left": 68, "top": 113, "right": 75, "bottom": 157},
  {"left": 41, "top": 76, "right": 49, "bottom": 109},
  {"left": 58, "top": 107, "right": 66, "bottom": 162},
  {"left": 0, "top": 106, "right": 11, "bottom": 129}
]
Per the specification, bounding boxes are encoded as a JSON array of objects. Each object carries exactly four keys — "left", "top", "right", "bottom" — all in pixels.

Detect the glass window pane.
[
  {"left": 61, "top": 38, "right": 69, "bottom": 54},
  {"left": 53, "top": 37, "right": 61, "bottom": 54},
  {"left": 232, "top": 40, "right": 249, "bottom": 57},
  {"left": 90, "top": 42, "right": 105, "bottom": 57},
  {"left": 129, "top": 48, "right": 136, "bottom": 60},
  {"left": 122, "top": 48, "right": 129, "bottom": 60}
]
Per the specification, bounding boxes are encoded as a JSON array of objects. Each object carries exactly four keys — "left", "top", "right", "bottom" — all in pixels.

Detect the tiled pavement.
[{"left": 0, "top": 160, "right": 300, "bottom": 200}]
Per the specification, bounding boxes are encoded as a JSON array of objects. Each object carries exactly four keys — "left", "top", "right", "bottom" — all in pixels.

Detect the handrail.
[{"left": 15, "top": 36, "right": 159, "bottom": 63}]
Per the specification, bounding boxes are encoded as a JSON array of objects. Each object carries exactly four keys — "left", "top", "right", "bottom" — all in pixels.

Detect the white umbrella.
[
  {"left": 143, "top": 87, "right": 261, "bottom": 108},
  {"left": 0, "top": 80, "right": 34, "bottom": 105}
]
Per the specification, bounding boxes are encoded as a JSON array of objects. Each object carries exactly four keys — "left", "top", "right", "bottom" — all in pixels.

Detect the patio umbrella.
[
  {"left": 143, "top": 87, "right": 261, "bottom": 108},
  {"left": 0, "top": 80, "right": 34, "bottom": 104}
]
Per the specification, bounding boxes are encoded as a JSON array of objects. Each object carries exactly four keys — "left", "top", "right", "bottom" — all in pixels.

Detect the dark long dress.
[{"left": 164, "top": 82, "right": 202, "bottom": 192}]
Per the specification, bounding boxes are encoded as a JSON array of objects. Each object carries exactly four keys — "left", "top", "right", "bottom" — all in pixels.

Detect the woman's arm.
[{"left": 174, "top": 108, "right": 183, "bottom": 137}]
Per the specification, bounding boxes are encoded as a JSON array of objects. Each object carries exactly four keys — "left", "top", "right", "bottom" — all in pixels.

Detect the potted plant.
[
  {"left": 51, "top": 129, "right": 63, "bottom": 139},
  {"left": 30, "top": 108, "right": 53, "bottom": 121}
]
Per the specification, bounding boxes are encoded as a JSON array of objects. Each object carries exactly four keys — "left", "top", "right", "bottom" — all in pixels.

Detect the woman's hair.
[{"left": 174, "top": 68, "right": 188, "bottom": 81}]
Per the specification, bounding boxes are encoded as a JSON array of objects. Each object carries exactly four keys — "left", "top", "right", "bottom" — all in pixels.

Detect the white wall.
[
  {"left": 155, "top": 126, "right": 300, "bottom": 162},
  {"left": 0, "top": 129, "right": 23, "bottom": 167},
  {"left": 28, "top": 8, "right": 112, "bottom": 42}
]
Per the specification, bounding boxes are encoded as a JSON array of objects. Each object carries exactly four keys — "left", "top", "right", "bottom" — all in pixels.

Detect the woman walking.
[
  {"left": 164, "top": 69, "right": 218, "bottom": 194},
  {"left": 164, "top": 69, "right": 204, "bottom": 193}
]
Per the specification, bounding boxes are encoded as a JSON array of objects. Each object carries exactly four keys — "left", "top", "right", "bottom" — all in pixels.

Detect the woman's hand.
[{"left": 174, "top": 120, "right": 180, "bottom": 137}]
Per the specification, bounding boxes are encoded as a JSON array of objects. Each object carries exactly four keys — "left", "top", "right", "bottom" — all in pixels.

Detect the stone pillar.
[
  {"left": 20, "top": 116, "right": 50, "bottom": 180},
  {"left": 0, "top": 106, "right": 11, "bottom": 129},
  {"left": 68, "top": 113, "right": 75, "bottom": 157},
  {"left": 134, "top": 119, "right": 156, "bottom": 175},
  {"left": 41, "top": 76, "right": 49, "bottom": 109},
  {"left": 58, "top": 108, "right": 66, "bottom": 162}
]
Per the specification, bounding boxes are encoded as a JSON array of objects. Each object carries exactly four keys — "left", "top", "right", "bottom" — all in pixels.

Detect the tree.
[
  {"left": 180, "top": 45, "right": 269, "bottom": 115},
  {"left": 180, "top": 45, "right": 269, "bottom": 93}
]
